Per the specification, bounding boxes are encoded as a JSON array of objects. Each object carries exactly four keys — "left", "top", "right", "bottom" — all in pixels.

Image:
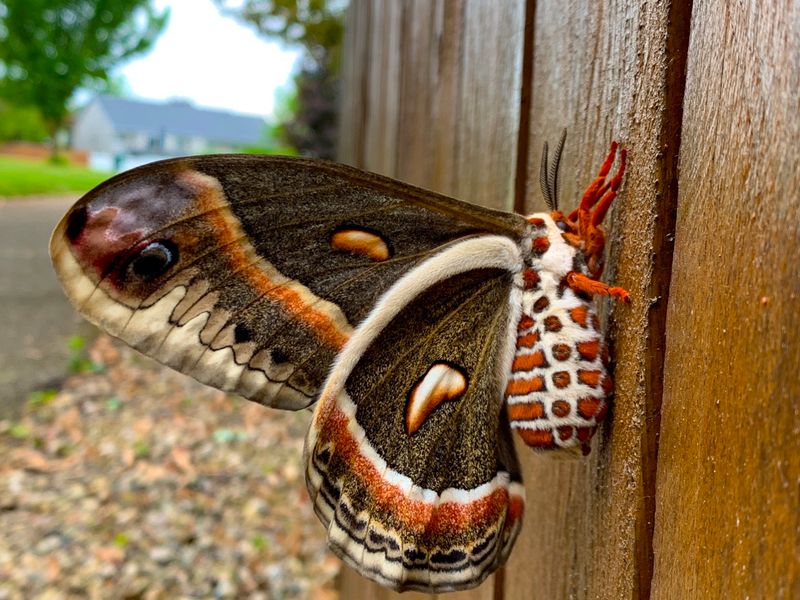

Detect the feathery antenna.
[{"left": 539, "top": 129, "right": 567, "bottom": 210}]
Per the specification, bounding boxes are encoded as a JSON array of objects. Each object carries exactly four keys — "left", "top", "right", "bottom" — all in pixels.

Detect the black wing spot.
[
  {"left": 271, "top": 348, "right": 289, "bottom": 364},
  {"left": 65, "top": 206, "right": 88, "bottom": 242},
  {"left": 129, "top": 241, "right": 179, "bottom": 281},
  {"left": 234, "top": 323, "right": 253, "bottom": 343}
]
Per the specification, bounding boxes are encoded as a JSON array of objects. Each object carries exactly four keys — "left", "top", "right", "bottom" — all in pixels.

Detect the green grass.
[{"left": 0, "top": 155, "right": 110, "bottom": 197}]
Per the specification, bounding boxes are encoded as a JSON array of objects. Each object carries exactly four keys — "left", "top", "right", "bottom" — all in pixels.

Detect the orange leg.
[
  {"left": 568, "top": 142, "right": 619, "bottom": 226},
  {"left": 563, "top": 143, "right": 626, "bottom": 278},
  {"left": 566, "top": 271, "right": 630, "bottom": 303},
  {"left": 591, "top": 149, "right": 627, "bottom": 227}
]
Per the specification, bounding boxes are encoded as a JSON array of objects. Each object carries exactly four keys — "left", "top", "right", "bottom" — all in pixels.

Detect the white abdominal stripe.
[{"left": 52, "top": 242, "right": 313, "bottom": 410}]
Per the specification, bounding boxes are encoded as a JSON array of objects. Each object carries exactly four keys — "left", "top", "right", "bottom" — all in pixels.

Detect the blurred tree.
[
  {"left": 0, "top": 0, "right": 168, "bottom": 156},
  {"left": 215, "top": 0, "right": 346, "bottom": 159},
  {"left": 0, "top": 99, "right": 48, "bottom": 142}
]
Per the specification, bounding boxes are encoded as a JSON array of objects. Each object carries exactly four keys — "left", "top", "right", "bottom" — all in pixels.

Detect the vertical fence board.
[
  {"left": 363, "top": 1, "right": 403, "bottom": 177},
  {"left": 504, "top": 1, "right": 690, "bottom": 598},
  {"left": 651, "top": 2, "right": 800, "bottom": 598},
  {"left": 452, "top": 0, "right": 526, "bottom": 211},
  {"left": 337, "top": 0, "right": 367, "bottom": 166},
  {"left": 336, "top": 0, "right": 526, "bottom": 597},
  {"left": 393, "top": 0, "right": 461, "bottom": 193}
]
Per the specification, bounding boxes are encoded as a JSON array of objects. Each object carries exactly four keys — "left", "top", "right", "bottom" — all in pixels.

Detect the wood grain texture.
[
  {"left": 339, "top": 0, "right": 524, "bottom": 212},
  {"left": 336, "top": 0, "right": 526, "bottom": 597},
  {"left": 651, "top": 2, "right": 800, "bottom": 598},
  {"left": 504, "top": 1, "right": 690, "bottom": 598}
]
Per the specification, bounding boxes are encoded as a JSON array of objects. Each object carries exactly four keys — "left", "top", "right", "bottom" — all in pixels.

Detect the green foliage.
[
  {"left": 241, "top": 117, "right": 298, "bottom": 155},
  {"left": 90, "top": 72, "right": 133, "bottom": 98},
  {"left": 26, "top": 389, "right": 58, "bottom": 410},
  {"left": 0, "top": 155, "right": 110, "bottom": 196},
  {"left": 133, "top": 439, "right": 151, "bottom": 459},
  {"left": 47, "top": 153, "right": 70, "bottom": 166},
  {"left": 0, "top": 0, "right": 169, "bottom": 151},
  {"left": 272, "top": 80, "right": 298, "bottom": 122},
  {"left": 66, "top": 334, "right": 104, "bottom": 374},
  {"left": 213, "top": 428, "right": 248, "bottom": 444},
  {"left": 241, "top": 144, "right": 298, "bottom": 156},
  {"left": 7, "top": 422, "right": 31, "bottom": 440},
  {"left": 0, "top": 99, "right": 48, "bottom": 142},
  {"left": 251, "top": 533, "right": 268, "bottom": 551},
  {"left": 215, "top": 0, "right": 346, "bottom": 159},
  {"left": 67, "top": 335, "right": 91, "bottom": 373},
  {"left": 284, "top": 59, "right": 338, "bottom": 158},
  {"left": 215, "top": 0, "right": 346, "bottom": 70}
]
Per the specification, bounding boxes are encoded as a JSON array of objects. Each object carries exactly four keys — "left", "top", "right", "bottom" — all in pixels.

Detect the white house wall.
[{"left": 72, "top": 101, "right": 118, "bottom": 154}]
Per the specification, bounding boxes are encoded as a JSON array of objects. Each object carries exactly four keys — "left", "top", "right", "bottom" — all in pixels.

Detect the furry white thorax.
[{"left": 524, "top": 212, "right": 582, "bottom": 277}]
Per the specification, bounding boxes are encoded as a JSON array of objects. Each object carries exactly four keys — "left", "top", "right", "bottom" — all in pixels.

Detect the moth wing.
[
  {"left": 305, "top": 236, "right": 526, "bottom": 593},
  {"left": 50, "top": 155, "right": 529, "bottom": 410}
]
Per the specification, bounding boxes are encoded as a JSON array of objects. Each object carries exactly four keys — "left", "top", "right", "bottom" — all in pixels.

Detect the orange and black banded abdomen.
[{"left": 505, "top": 292, "right": 612, "bottom": 455}]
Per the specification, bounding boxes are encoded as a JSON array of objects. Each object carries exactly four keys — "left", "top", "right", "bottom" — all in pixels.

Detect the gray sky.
[{"left": 117, "top": 0, "right": 299, "bottom": 118}]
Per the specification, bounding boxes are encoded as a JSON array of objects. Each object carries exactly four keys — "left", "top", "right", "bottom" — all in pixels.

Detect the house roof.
[{"left": 93, "top": 95, "right": 265, "bottom": 146}]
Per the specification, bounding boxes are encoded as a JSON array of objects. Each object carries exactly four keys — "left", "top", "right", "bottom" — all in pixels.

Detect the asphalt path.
[{"left": 0, "top": 195, "right": 96, "bottom": 419}]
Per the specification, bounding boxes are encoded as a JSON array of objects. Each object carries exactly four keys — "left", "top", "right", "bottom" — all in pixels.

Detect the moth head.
[
  {"left": 548, "top": 211, "right": 576, "bottom": 234},
  {"left": 51, "top": 161, "right": 223, "bottom": 306}
]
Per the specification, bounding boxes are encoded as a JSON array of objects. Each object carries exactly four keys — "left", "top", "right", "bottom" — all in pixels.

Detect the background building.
[{"left": 72, "top": 95, "right": 266, "bottom": 171}]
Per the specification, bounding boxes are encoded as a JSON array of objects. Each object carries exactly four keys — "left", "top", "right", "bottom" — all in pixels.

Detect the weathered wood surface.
[
  {"left": 505, "top": 1, "right": 691, "bottom": 598},
  {"left": 337, "top": 0, "right": 525, "bottom": 597},
  {"left": 339, "top": 0, "right": 525, "bottom": 212},
  {"left": 651, "top": 2, "right": 800, "bottom": 598},
  {"left": 336, "top": 0, "right": 798, "bottom": 598}
]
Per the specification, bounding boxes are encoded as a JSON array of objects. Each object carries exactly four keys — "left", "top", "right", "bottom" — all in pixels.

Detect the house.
[{"left": 72, "top": 95, "right": 266, "bottom": 171}]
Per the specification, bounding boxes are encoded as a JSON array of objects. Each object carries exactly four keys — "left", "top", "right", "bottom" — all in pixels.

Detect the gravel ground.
[{"left": 0, "top": 335, "right": 340, "bottom": 599}]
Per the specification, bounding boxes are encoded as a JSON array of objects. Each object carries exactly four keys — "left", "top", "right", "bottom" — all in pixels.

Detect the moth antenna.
[
  {"left": 547, "top": 128, "right": 567, "bottom": 212},
  {"left": 539, "top": 141, "right": 553, "bottom": 209}
]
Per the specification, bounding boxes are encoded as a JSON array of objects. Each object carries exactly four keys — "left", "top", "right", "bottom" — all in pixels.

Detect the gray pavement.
[{"left": 0, "top": 195, "right": 96, "bottom": 419}]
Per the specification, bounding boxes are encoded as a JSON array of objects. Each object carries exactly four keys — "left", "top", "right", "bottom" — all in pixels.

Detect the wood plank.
[
  {"left": 335, "top": 0, "right": 526, "bottom": 597},
  {"left": 393, "top": 0, "right": 464, "bottom": 194},
  {"left": 361, "top": 0, "right": 403, "bottom": 177},
  {"left": 503, "top": 1, "right": 691, "bottom": 598},
  {"left": 337, "top": 0, "right": 369, "bottom": 166},
  {"left": 347, "top": 0, "right": 525, "bottom": 210},
  {"left": 452, "top": 0, "right": 526, "bottom": 212},
  {"left": 651, "top": 2, "right": 800, "bottom": 598}
]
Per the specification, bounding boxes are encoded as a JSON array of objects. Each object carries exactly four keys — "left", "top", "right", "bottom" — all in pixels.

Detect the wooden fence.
[{"left": 334, "top": 1, "right": 799, "bottom": 598}]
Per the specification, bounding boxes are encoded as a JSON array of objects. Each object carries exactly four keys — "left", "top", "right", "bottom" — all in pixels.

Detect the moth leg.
[
  {"left": 569, "top": 141, "right": 619, "bottom": 231},
  {"left": 565, "top": 271, "right": 630, "bottom": 303},
  {"left": 590, "top": 149, "right": 626, "bottom": 228},
  {"left": 567, "top": 143, "right": 626, "bottom": 277}
]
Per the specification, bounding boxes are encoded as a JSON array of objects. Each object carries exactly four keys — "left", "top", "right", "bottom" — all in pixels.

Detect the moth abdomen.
[{"left": 505, "top": 293, "right": 611, "bottom": 455}]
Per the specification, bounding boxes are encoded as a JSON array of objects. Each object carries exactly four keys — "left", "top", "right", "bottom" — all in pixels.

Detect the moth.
[{"left": 50, "top": 136, "right": 627, "bottom": 593}]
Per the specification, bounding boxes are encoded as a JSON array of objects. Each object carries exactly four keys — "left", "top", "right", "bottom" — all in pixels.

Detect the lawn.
[{"left": 0, "top": 155, "right": 110, "bottom": 197}]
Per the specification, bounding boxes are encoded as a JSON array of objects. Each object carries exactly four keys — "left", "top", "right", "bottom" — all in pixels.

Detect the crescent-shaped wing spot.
[
  {"left": 405, "top": 362, "right": 468, "bottom": 435},
  {"left": 330, "top": 228, "right": 391, "bottom": 261}
]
